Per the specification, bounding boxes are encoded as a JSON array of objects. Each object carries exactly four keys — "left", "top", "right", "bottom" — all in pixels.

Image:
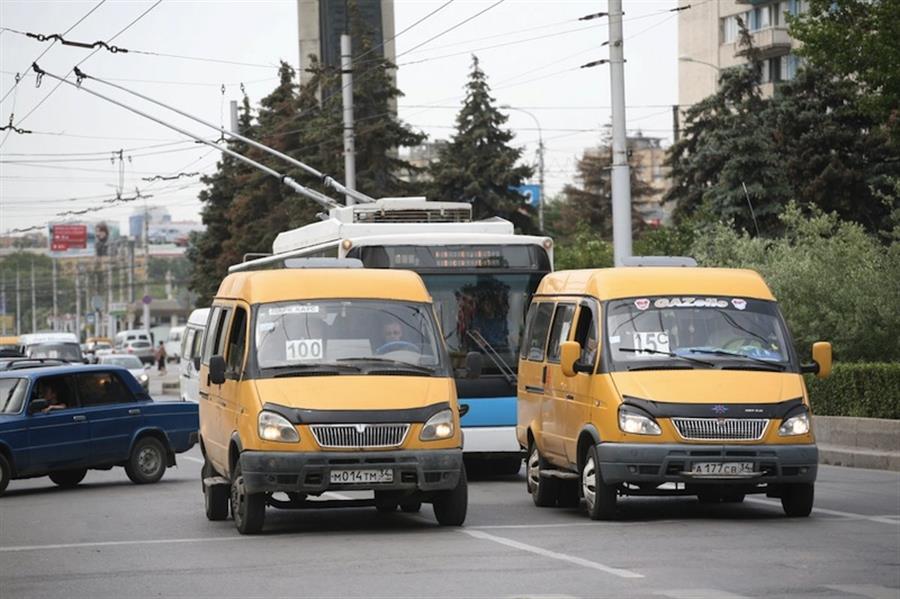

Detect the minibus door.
[
  {"left": 543, "top": 302, "right": 576, "bottom": 460},
  {"left": 200, "top": 305, "right": 231, "bottom": 472},
  {"left": 563, "top": 300, "right": 600, "bottom": 463}
]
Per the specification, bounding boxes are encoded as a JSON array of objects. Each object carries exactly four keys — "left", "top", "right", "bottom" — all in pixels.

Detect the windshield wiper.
[
  {"left": 336, "top": 357, "right": 436, "bottom": 374},
  {"left": 617, "top": 347, "right": 714, "bottom": 367},
  {"left": 263, "top": 363, "right": 362, "bottom": 377},
  {"left": 687, "top": 348, "right": 786, "bottom": 370}
]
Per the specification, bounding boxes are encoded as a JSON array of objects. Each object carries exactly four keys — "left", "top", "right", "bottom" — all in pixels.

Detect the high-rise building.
[
  {"left": 678, "top": 0, "right": 806, "bottom": 109},
  {"left": 297, "top": 0, "right": 396, "bottom": 89}
]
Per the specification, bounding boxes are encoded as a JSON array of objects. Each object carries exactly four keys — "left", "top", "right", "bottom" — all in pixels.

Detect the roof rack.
[
  {"left": 282, "top": 258, "right": 363, "bottom": 269},
  {"left": 621, "top": 256, "right": 697, "bottom": 267}
]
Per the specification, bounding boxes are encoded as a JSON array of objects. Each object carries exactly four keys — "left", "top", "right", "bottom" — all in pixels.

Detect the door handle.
[
  {"left": 128, "top": 408, "right": 141, "bottom": 415},
  {"left": 72, "top": 415, "right": 87, "bottom": 422}
]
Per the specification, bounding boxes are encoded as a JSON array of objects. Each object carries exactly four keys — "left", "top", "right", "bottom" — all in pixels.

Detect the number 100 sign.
[{"left": 285, "top": 339, "right": 323, "bottom": 361}]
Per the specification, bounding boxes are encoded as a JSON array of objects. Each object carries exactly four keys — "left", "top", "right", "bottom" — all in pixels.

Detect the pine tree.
[{"left": 428, "top": 56, "right": 535, "bottom": 232}]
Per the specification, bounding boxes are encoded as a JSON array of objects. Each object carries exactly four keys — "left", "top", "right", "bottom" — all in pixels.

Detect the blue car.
[{"left": 0, "top": 364, "right": 198, "bottom": 495}]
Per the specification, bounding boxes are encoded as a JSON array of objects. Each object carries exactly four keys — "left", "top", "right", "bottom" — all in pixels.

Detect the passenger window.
[
  {"left": 520, "top": 303, "right": 538, "bottom": 359},
  {"left": 191, "top": 327, "right": 203, "bottom": 360},
  {"left": 526, "top": 302, "right": 554, "bottom": 361},
  {"left": 201, "top": 307, "right": 221, "bottom": 364},
  {"left": 182, "top": 329, "right": 195, "bottom": 360},
  {"left": 546, "top": 304, "right": 576, "bottom": 363},
  {"left": 76, "top": 372, "right": 134, "bottom": 407},
  {"left": 202, "top": 307, "right": 231, "bottom": 364},
  {"left": 225, "top": 307, "right": 248, "bottom": 377},
  {"left": 573, "top": 301, "right": 600, "bottom": 369},
  {"left": 32, "top": 376, "right": 75, "bottom": 411}
]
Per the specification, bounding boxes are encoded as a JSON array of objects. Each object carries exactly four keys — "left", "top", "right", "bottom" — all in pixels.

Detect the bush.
[{"left": 807, "top": 363, "right": 900, "bottom": 420}]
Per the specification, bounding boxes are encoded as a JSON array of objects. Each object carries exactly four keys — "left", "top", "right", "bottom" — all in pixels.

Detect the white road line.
[
  {"left": 472, "top": 520, "right": 680, "bottom": 530},
  {"left": 181, "top": 456, "right": 204, "bottom": 464},
  {"left": 0, "top": 536, "right": 246, "bottom": 553},
  {"left": 823, "top": 585, "right": 900, "bottom": 599},
  {"left": 461, "top": 529, "right": 644, "bottom": 579},
  {"left": 745, "top": 497, "right": 900, "bottom": 525},
  {"left": 654, "top": 590, "right": 750, "bottom": 599}
]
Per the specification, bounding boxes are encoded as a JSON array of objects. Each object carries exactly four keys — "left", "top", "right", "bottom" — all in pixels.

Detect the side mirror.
[
  {"left": 458, "top": 403, "right": 470, "bottom": 418},
  {"left": 560, "top": 341, "right": 581, "bottom": 377},
  {"left": 811, "top": 341, "right": 832, "bottom": 378},
  {"left": 193, "top": 356, "right": 201, "bottom": 371},
  {"left": 29, "top": 399, "right": 48, "bottom": 414},
  {"left": 465, "top": 352, "right": 483, "bottom": 379},
  {"left": 209, "top": 355, "right": 226, "bottom": 385}
]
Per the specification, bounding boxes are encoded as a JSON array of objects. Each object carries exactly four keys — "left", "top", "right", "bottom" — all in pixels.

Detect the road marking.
[
  {"left": 823, "top": 585, "right": 900, "bottom": 599},
  {"left": 461, "top": 529, "right": 644, "bottom": 579},
  {"left": 471, "top": 520, "right": 680, "bottom": 530},
  {"left": 745, "top": 497, "right": 900, "bottom": 525},
  {"left": 0, "top": 536, "right": 246, "bottom": 553},
  {"left": 654, "top": 590, "right": 750, "bottom": 599},
  {"left": 182, "top": 456, "right": 204, "bottom": 464}
]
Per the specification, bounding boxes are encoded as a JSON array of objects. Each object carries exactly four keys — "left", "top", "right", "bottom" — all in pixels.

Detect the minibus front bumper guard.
[
  {"left": 239, "top": 449, "right": 463, "bottom": 494},
  {"left": 594, "top": 443, "right": 818, "bottom": 485}
]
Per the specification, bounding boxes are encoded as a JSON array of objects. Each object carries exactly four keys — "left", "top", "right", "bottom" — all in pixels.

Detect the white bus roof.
[
  {"left": 20, "top": 332, "right": 79, "bottom": 345},
  {"left": 187, "top": 308, "right": 210, "bottom": 326}
]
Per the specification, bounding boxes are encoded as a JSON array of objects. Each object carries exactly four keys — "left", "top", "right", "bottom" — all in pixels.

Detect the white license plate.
[
  {"left": 329, "top": 469, "right": 393, "bottom": 484},
  {"left": 691, "top": 462, "right": 754, "bottom": 476}
]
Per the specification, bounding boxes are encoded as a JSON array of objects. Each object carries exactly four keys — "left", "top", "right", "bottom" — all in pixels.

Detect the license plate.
[
  {"left": 691, "top": 462, "right": 754, "bottom": 476},
  {"left": 329, "top": 469, "right": 393, "bottom": 484}
]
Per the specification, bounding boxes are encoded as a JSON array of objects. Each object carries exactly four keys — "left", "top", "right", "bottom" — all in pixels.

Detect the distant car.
[
  {"left": 179, "top": 308, "right": 209, "bottom": 403},
  {"left": 0, "top": 364, "right": 199, "bottom": 496},
  {"left": 123, "top": 340, "right": 154, "bottom": 365},
  {"left": 98, "top": 354, "right": 150, "bottom": 391},
  {"left": 27, "top": 343, "right": 85, "bottom": 363}
]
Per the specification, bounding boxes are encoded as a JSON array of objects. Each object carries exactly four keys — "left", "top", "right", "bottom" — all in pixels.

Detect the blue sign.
[{"left": 510, "top": 184, "right": 541, "bottom": 208}]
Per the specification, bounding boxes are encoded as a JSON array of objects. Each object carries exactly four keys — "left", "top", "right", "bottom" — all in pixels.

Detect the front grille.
[
  {"left": 672, "top": 418, "right": 768, "bottom": 441},
  {"left": 310, "top": 424, "right": 409, "bottom": 449}
]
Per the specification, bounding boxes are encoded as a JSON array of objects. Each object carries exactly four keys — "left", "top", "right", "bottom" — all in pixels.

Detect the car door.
[
  {"left": 199, "top": 305, "right": 231, "bottom": 472},
  {"left": 542, "top": 302, "right": 577, "bottom": 461},
  {"left": 220, "top": 304, "right": 249, "bottom": 449},
  {"left": 562, "top": 299, "right": 601, "bottom": 464},
  {"left": 24, "top": 375, "right": 90, "bottom": 474},
  {"left": 77, "top": 370, "right": 143, "bottom": 466},
  {"left": 517, "top": 301, "right": 554, "bottom": 452}
]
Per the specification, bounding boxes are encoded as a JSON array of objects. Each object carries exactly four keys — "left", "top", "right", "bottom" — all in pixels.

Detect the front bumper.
[
  {"left": 595, "top": 443, "right": 818, "bottom": 485},
  {"left": 240, "top": 449, "right": 463, "bottom": 495}
]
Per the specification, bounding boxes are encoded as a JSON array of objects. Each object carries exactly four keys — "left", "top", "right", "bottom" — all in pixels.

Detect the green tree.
[{"left": 428, "top": 56, "right": 535, "bottom": 232}]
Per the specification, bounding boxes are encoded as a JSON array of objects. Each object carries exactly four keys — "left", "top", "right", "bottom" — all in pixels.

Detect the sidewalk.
[{"left": 816, "top": 416, "right": 900, "bottom": 472}]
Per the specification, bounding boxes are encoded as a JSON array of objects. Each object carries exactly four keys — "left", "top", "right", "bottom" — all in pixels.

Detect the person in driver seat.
[{"left": 35, "top": 379, "right": 67, "bottom": 413}]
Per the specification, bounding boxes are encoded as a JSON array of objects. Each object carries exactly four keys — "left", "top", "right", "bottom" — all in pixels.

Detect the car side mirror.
[
  {"left": 560, "top": 341, "right": 581, "bottom": 377},
  {"left": 458, "top": 403, "right": 470, "bottom": 418},
  {"left": 193, "top": 356, "right": 201, "bottom": 371},
  {"left": 29, "top": 399, "right": 48, "bottom": 414},
  {"left": 811, "top": 341, "right": 832, "bottom": 378},
  {"left": 465, "top": 352, "right": 482, "bottom": 379},
  {"left": 209, "top": 355, "right": 226, "bottom": 385}
]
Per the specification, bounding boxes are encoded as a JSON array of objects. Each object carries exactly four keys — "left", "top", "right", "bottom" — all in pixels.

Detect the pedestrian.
[{"left": 155, "top": 341, "right": 167, "bottom": 374}]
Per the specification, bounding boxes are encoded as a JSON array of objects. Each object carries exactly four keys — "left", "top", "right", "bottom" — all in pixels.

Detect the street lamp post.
[
  {"left": 678, "top": 56, "right": 721, "bottom": 71},
  {"left": 502, "top": 105, "right": 545, "bottom": 232}
]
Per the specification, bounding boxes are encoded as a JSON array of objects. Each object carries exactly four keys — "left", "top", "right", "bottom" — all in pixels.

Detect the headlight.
[
  {"left": 258, "top": 411, "right": 300, "bottom": 443},
  {"left": 779, "top": 411, "right": 810, "bottom": 436},
  {"left": 420, "top": 409, "right": 454, "bottom": 441},
  {"left": 139, "top": 374, "right": 149, "bottom": 383},
  {"left": 618, "top": 406, "right": 661, "bottom": 435}
]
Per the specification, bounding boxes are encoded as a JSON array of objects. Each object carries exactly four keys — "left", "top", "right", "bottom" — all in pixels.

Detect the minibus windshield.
[
  {"left": 27, "top": 343, "right": 83, "bottom": 363},
  {"left": 254, "top": 300, "right": 448, "bottom": 375},
  {"left": 605, "top": 296, "right": 795, "bottom": 371}
]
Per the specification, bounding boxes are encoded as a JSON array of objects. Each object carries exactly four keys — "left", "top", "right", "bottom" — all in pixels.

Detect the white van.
[
  {"left": 115, "top": 329, "right": 152, "bottom": 350},
  {"left": 19, "top": 332, "right": 84, "bottom": 363},
  {"left": 179, "top": 308, "right": 209, "bottom": 402},
  {"left": 165, "top": 326, "right": 185, "bottom": 362}
]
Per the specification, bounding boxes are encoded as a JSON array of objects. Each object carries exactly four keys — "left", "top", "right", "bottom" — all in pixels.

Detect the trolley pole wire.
[
  {"left": 71, "top": 66, "right": 377, "bottom": 205},
  {"left": 31, "top": 63, "right": 340, "bottom": 211}
]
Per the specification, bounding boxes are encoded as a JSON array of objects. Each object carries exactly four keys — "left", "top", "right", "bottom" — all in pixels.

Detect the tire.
[
  {"left": 399, "top": 499, "right": 422, "bottom": 513},
  {"left": 48, "top": 468, "right": 87, "bottom": 488},
  {"left": 231, "top": 460, "right": 266, "bottom": 534},
  {"left": 0, "top": 453, "right": 10, "bottom": 496},
  {"left": 433, "top": 467, "right": 468, "bottom": 526},
  {"left": 527, "top": 442, "right": 559, "bottom": 507},
  {"left": 781, "top": 483, "right": 814, "bottom": 517},
  {"left": 125, "top": 437, "right": 167, "bottom": 484},
  {"left": 582, "top": 445, "right": 617, "bottom": 520},
  {"left": 557, "top": 478, "right": 580, "bottom": 508},
  {"left": 202, "top": 458, "right": 229, "bottom": 521}
]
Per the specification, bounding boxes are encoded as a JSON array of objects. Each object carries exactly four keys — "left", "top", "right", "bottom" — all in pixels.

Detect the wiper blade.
[
  {"left": 627, "top": 364, "right": 695, "bottom": 371},
  {"left": 688, "top": 348, "right": 787, "bottom": 370},
  {"left": 618, "top": 347, "right": 714, "bottom": 367},
  {"left": 263, "top": 362, "right": 361, "bottom": 375},
  {"left": 336, "top": 357, "right": 435, "bottom": 373}
]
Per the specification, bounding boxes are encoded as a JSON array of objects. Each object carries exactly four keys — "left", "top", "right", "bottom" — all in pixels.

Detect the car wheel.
[
  {"left": 582, "top": 445, "right": 617, "bottom": 520},
  {"left": 48, "top": 468, "right": 87, "bottom": 488},
  {"left": 433, "top": 466, "right": 467, "bottom": 526},
  {"left": 125, "top": 437, "right": 167, "bottom": 484},
  {"left": 202, "top": 458, "right": 229, "bottom": 521},
  {"left": 0, "top": 453, "right": 10, "bottom": 496},
  {"left": 527, "top": 442, "right": 558, "bottom": 507},
  {"left": 399, "top": 499, "right": 422, "bottom": 513},
  {"left": 231, "top": 461, "right": 265, "bottom": 534},
  {"left": 781, "top": 483, "right": 814, "bottom": 517}
]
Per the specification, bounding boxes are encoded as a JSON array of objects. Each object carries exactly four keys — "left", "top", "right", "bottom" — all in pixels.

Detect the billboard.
[{"left": 48, "top": 221, "right": 119, "bottom": 258}]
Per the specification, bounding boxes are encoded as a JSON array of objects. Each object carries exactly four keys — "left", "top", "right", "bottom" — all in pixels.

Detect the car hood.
[
  {"left": 609, "top": 370, "right": 806, "bottom": 405},
  {"left": 253, "top": 376, "right": 456, "bottom": 412}
]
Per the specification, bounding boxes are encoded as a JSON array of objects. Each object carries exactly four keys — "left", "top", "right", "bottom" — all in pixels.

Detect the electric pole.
[
  {"left": 75, "top": 268, "right": 81, "bottom": 341},
  {"left": 30, "top": 261, "right": 36, "bottom": 333},
  {"left": 341, "top": 33, "right": 357, "bottom": 206},
  {"left": 15, "top": 269, "right": 21, "bottom": 336},
  {"left": 1, "top": 273, "right": 6, "bottom": 336},
  {"left": 52, "top": 258, "right": 58, "bottom": 330},
  {"left": 608, "top": 0, "right": 633, "bottom": 265}
]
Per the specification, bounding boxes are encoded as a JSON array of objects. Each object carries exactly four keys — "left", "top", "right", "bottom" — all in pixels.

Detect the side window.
[
  {"left": 225, "top": 307, "right": 248, "bottom": 376},
  {"left": 202, "top": 307, "right": 231, "bottom": 364},
  {"left": 32, "top": 375, "right": 76, "bottom": 410},
  {"left": 182, "top": 329, "right": 195, "bottom": 360},
  {"left": 76, "top": 372, "right": 134, "bottom": 407},
  {"left": 573, "top": 301, "right": 600, "bottom": 368},
  {"left": 519, "top": 303, "right": 538, "bottom": 359},
  {"left": 526, "top": 302, "right": 555, "bottom": 361},
  {"left": 191, "top": 327, "right": 203, "bottom": 360},
  {"left": 201, "top": 307, "right": 220, "bottom": 364},
  {"left": 546, "top": 303, "right": 576, "bottom": 363}
]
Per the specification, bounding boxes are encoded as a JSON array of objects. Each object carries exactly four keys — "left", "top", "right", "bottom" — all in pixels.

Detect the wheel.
[
  {"left": 527, "top": 442, "right": 558, "bottom": 507},
  {"left": 557, "top": 479, "right": 580, "bottom": 508},
  {"left": 231, "top": 460, "right": 266, "bottom": 534},
  {"left": 202, "top": 458, "right": 229, "bottom": 521},
  {"left": 0, "top": 453, "right": 10, "bottom": 496},
  {"left": 48, "top": 468, "right": 87, "bottom": 488},
  {"left": 582, "top": 445, "right": 617, "bottom": 520},
  {"left": 433, "top": 467, "right": 467, "bottom": 526},
  {"left": 125, "top": 437, "right": 167, "bottom": 484},
  {"left": 399, "top": 499, "right": 422, "bottom": 513},
  {"left": 781, "top": 483, "right": 814, "bottom": 517}
]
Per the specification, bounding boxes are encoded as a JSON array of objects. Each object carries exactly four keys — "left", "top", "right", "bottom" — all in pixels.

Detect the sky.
[{"left": 0, "top": 0, "right": 680, "bottom": 236}]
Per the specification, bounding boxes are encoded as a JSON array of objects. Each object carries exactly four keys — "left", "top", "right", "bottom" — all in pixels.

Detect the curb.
[{"left": 815, "top": 416, "right": 900, "bottom": 472}]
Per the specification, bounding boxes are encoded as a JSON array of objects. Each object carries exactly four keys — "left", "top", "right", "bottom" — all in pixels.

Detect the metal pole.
[
  {"left": 30, "top": 261, "right": 36, "bottom": 333},
  {"left": 107, "top": 256, "right": 115, "bottom": 339},
  {"left": 501, "top": 105, "right": 545, "bottom": 232},
  {"left": 16, "top": 269, "right": 21, "bottom": 336},
  {"left": 672, "top": 104, "right": 680, "bottom": 143},
  {"left": 608, "top": 0, "right": 633, "bottom": 266},
  {"left": 143, "top": 206, "right": 150, "bottom": 335},
  {"left": 341, "top": 34, "right": 357, "bottom": 206},
  {"left": 1, "top": 273, "right": 6, "bottom": 336},
  {"left": 75, "top": 268, "right": 81, "bottom": 342}
]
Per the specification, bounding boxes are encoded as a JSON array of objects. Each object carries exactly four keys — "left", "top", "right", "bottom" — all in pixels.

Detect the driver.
[
  {"left": 35, "top": 379, "right": 67, "bottom": 413},
  {"left": 375, "top": 318, "right": 408, "bottom": 355}
]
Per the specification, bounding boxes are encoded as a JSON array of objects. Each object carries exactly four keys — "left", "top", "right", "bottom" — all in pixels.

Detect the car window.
[
  {"left": 226, "top": 307, "right": 248, "bottom": 376},
  {"left": 203, "top": 307, "right": 231, "bottom": 364},
  {"left": 32, "top": 375, "right": 76, "bottom": 410},
  {"left": 190, "top": 327, "right": 203, "bottom": 360},
  {"left": 182, "top": 329, "right": 195, "bottom": 360},
  {"left": 546, "top": 303, "right": 576, "bottom": 363},
  {"left": 0, "top": 378, "right": 29, "bottom": 413},
  {"left": 573, "top": 301, "right": 600, "bottom": 368},
  {"left": 525, "top": 302, "right": 554, "bottom": 361},
  {"left": 76, "top": 372, "right": 135, "bottom": 407}
]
